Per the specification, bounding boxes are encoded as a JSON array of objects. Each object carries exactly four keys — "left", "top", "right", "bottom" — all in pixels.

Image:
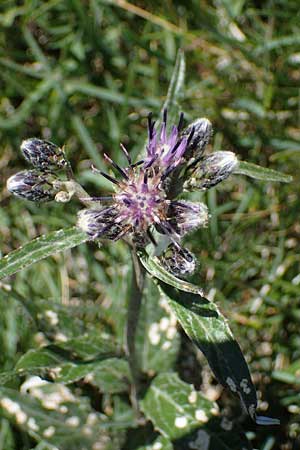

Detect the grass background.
[{"left": 0, "top": 1, "right": 299, "bottom": 449}]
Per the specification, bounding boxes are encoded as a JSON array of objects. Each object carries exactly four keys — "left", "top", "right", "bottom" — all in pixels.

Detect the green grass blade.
[
  {"left": 71, "top": 114, "right": 105, "bottom": 170},
  {"left": 0, "top": 78, "right": 55, "bottom": 129},
  {"left": 64, "top": 80, "right": 159, "bottom": 108},
  {"left": 0, "top": 227, "right": 88, "bottom": 280},
  {"left": 162, "top": 48, "right": 185, "bottom": 126}
]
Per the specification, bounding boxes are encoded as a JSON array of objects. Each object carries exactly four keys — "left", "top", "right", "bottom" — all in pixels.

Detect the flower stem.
[
  {"left": 53, "top": 180, "right": 95, "bottom": 207},
  {"left": 125, "top": 248, "right": 146, "bottom": 412}
]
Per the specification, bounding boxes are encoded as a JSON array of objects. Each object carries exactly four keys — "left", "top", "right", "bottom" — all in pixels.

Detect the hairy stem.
[{"left": 125, "top": 248, "right": 146, "bottom": 412}]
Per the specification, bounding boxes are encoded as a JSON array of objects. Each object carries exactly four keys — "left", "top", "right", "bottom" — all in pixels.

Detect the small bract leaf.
[
  {"left": 138, "top": 251, "right": 202, "bottom": 295},
  {"left": 234, "top": 161, "right": 292, "bottom": 183}
]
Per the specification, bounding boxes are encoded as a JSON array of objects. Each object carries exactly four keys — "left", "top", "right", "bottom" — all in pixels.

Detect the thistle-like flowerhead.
[
  {"left": 77, "top": 111, "right": 238, "bottom": 276},
  {"left": 78, "top": 112, "right": 205, "bottom": 242}
]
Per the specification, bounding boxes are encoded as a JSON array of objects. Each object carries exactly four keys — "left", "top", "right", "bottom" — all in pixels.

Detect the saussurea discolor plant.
[{"left": 1, "top": 52, "right": 292, "bottom": 450}]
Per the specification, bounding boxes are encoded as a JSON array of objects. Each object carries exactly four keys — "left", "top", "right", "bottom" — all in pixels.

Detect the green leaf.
[
  {"left": 233, "top": 98, "right": 266, "bottom": 118},
  {"left": 135, "top": 279, "right": 180, "bottom": 374},
  {"left": 155, "top": 280, "right": 280, "bottom": 426},
  {"left": 0, "top": 78, "right": 55, "bottom": 129},
  {"left": 141, "top": 372, "right": 218, "bottom": 440},
  {"left": 0, "top": 227, "right": 88, "bottom": 280},
  {"left": 254, "top": 34, "right": 300, "bottom": 55},
  {"left": 234, "top": 161, "right": 292, "bottom": 183},
  {"left": 14, "top": 347, "right": 130, "bottom": 394},
  {"left": 88, "top": 358, "right": 131, "bottom": 393},
  {"left": 64, "top": 80, "right": 159, "bottom": 108},
  {"left": 15, "top": 349, "right": 62, "bottom": 372},
  {"left": 47, "top": 332, "right": 117, "bottom": 361},
  {"left": 71, "top": 114, "right": 106, "bottom": 170},
  {"left": 140, "top": 258, "right": 260, "bottom": 422},
  {"left": 157, "top": 281, "right": 258, "bottom": 422}
]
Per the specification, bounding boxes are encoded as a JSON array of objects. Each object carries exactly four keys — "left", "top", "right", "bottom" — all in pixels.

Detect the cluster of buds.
[
  {"left": 7, "top": 112, "right": 238, "bottom": 277},
  {"left": 7, "top": 139, "right": 70, "bottom": 202}
]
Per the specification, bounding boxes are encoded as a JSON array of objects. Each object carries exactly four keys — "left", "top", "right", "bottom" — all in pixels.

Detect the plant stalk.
[{"left": 125, "top": 248, "right": 146, "bottom": 412}]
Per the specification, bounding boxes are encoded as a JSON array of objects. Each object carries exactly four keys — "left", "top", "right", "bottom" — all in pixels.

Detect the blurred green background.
[{"left": 0, "top": 1, "right": 299, "bottom": 449}]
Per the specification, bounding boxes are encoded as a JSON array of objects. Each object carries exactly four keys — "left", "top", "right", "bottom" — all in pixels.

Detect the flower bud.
[
  {"left": 185, "top": 151, "right": 238, "bottom": 190},
  {"left": 7, "top": 170, "right": 57, "bottom": 202},
  {"left": 77, "top": 207, "right": 125, "bottom": 240},
  {"left": 182, "top": 118, "right": 212, "bottom": 158},
  {"left": 21, "top": 138, "right": 68, "bottom": 171},
  {"left": 169, "top": 201, "right": 208, "bottom": 236},
  {"left": 159, "top": 244, "right": 196, "bottom": 277}
]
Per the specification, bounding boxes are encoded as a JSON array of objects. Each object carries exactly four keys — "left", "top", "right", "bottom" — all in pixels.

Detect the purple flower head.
[
  {"left": 77, "top": 112, "right": 204, "bottom": 255},
  {"left": 77, "top": 111, "right": 237, "bottom": 277}
]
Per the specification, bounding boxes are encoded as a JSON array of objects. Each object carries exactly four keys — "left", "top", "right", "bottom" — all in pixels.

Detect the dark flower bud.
[
  {"left": 168, "top": 201, "right": 208, "bottom": 237},
  {"left": 7, "top": 170, "right": 57, "bottom": 202},
  {"left": 159, "top": 244, "right": 196, "bottom": 277},
  {"left": 182, "top": 118, "right": 212, "bottom": 158},
  {"left": 21, "top": 138, "right": 68, "bottom": 171},
  {"left": 184, "top": 151, "right": 238, "bottom": 190},
  {"left": 77, "top": 207, "right": 126, "bottom": 241}
]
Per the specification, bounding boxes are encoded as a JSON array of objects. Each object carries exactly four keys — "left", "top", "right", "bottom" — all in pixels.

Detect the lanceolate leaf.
[
  {"left": 0, "top": 227, "right": 88, "bottom": 280},
  {"left": 141, "top": 256, "right": 279, "bottom": 425},
  {"left": 234, "top": 161, "right": 292, "bottom": 183},
  {"left": 157, "top": 280, "right": 280, "bottom": 425},
  {"left": 157, "top": 280, "right": 259, "bottom": 422}
]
